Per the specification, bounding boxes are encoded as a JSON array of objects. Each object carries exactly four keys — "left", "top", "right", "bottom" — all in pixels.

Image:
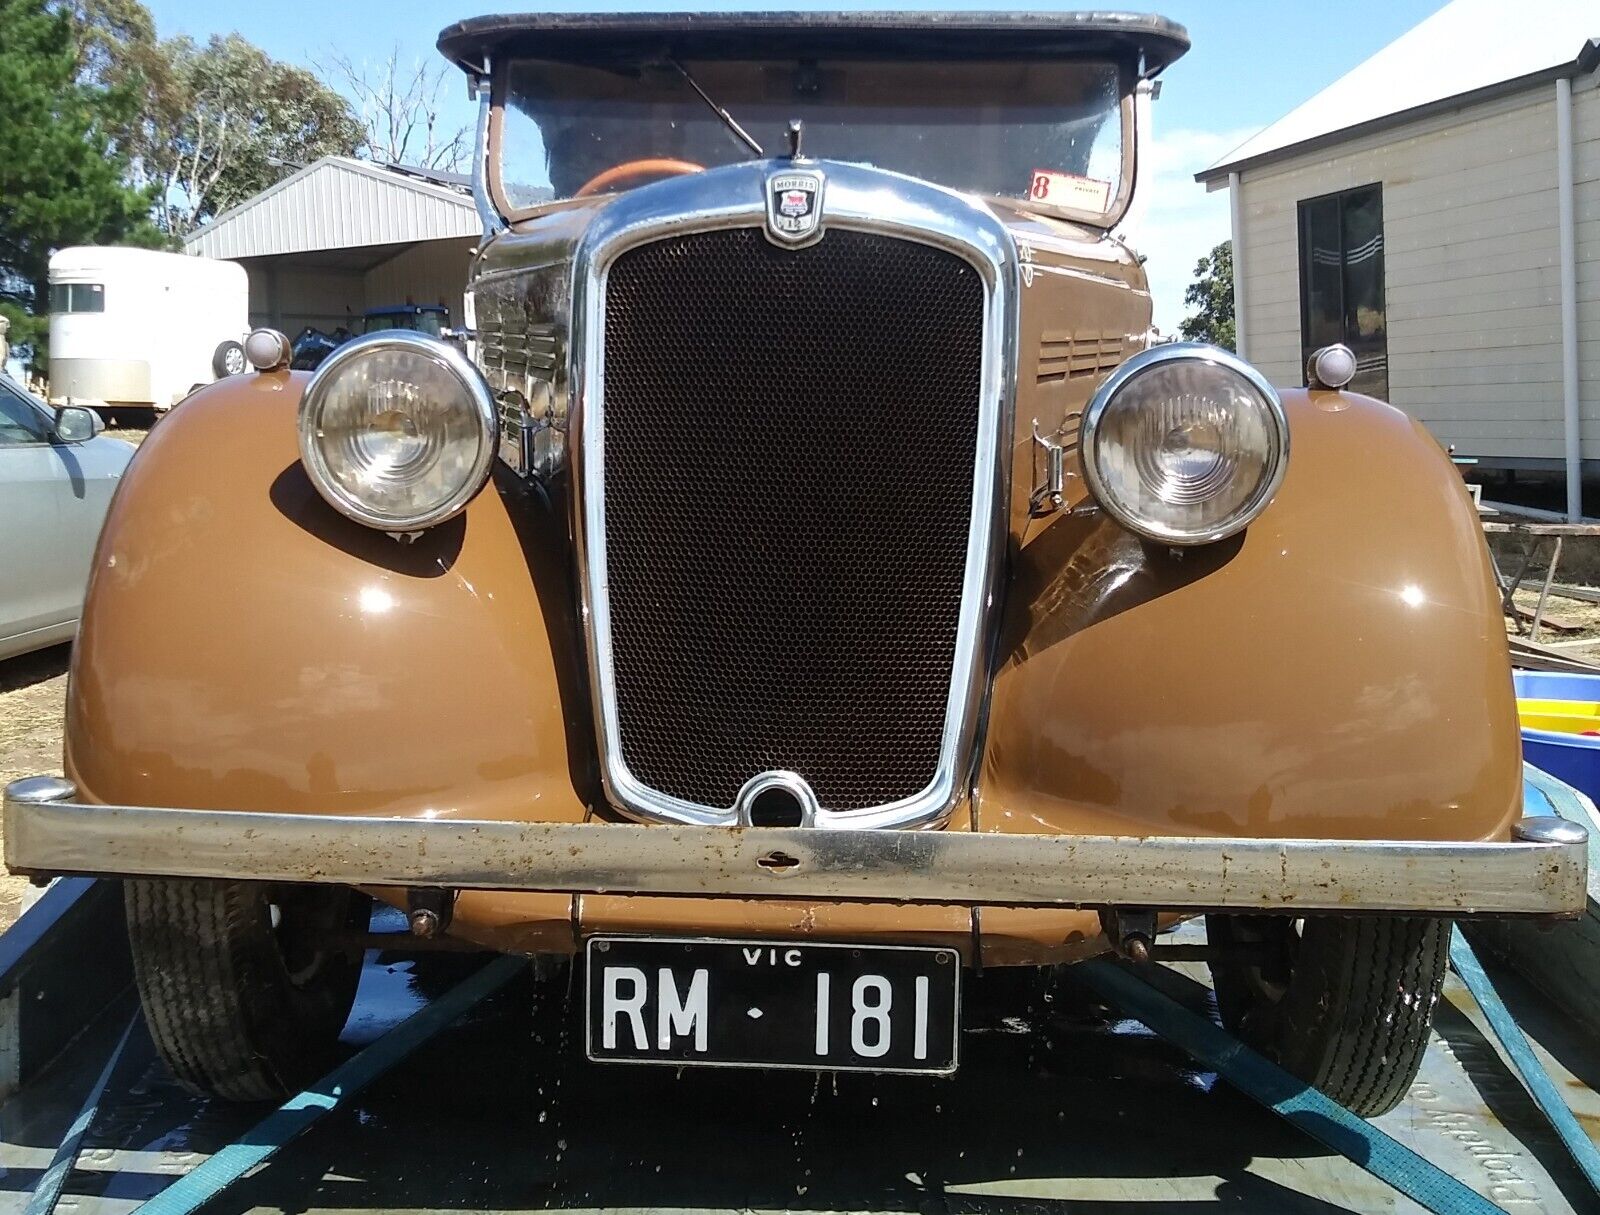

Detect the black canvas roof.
[{"left": 437, "top": 11, "right": 1190, "bottom": 79}]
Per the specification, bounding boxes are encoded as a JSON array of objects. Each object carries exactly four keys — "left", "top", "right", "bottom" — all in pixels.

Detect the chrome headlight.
[
  {"left": 1080, "top": 343, "right": 1289, "bottom": 545},
  {"left": 298, "top": 332, "right": 497, "bottom": 531}
]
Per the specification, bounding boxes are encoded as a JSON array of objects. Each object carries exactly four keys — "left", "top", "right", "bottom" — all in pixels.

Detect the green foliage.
[
  {"left": 58, "top": 0, "right": 156, "bottom": 91},
  {"left": 143, "top": 34, "right": 362, "bottom": 234},
  {"left": 0, "top": 0, "right": 163, "bottom": 366},
  {"left": 1178, "top": 240, "right": 1236, "bottom": 351},
  {"left": 57, "top": 0, "right": 166, "bottom": 167}
]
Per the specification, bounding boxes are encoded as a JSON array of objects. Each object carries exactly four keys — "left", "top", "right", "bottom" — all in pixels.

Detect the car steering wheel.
[{"left": 574, "top": 158, "right": 706, "bottom": 198}]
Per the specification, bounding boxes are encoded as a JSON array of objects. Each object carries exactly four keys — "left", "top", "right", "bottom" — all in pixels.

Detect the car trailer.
[{"left": 1, "top": 772, "right": 1598, "bottom": 1215}]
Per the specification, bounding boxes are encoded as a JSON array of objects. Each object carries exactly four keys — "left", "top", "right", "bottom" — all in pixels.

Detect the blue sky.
[{"left": 144, "top": 0, "right": 1444, "bottom": 330}]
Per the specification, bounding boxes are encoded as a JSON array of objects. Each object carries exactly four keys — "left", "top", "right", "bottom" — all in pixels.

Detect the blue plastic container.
[{"left": 1514, "top": 670, "right": 1600, "bottom": 802}]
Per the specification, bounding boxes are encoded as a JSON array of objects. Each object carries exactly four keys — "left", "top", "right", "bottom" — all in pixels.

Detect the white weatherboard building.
[
  {"left": 182, "top": 156, "right": 484, "bottom": 337},
  {"left": 1198, "top": 0, "right": 1599, "bottom": 516}
]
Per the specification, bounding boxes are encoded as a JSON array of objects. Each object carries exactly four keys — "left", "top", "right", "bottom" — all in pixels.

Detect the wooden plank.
[
  {"left": 1546, "top": 582, "right": 1600, "bottom": 606},
  {"left": 1508, "top": 635, "right": 1600, "bottom": 673},
  {"left": 1484, "top": 521, "right": 1600, "bottom": 536},
  {"left": 1509, "top": 602, "right": 1586, "bottom": 633}
]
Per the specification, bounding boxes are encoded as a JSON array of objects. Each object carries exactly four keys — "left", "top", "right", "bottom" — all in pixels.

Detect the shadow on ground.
[{"left": 0, "top": 644, "right": 69, "bottom": 696}]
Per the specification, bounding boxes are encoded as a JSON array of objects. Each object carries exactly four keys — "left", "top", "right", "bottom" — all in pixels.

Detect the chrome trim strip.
[
  {"left": 5, "top": 791, "right": 1585, "bottom": 916},
  {"left": 471, "top": 84, "right": 506, "bottom": 239},
  {"left": 569, "top": 160, "right": 1018, "bottom": 830}
]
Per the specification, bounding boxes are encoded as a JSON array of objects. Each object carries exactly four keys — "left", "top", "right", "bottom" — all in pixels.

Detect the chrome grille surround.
[{"left": 572, "top": 160, "right": 1018, "bottom": 830}]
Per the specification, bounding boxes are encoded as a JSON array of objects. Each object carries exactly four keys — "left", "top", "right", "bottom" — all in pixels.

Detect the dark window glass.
[
  {"left": 1298, "top": 185, "right": 1387, "bottom": 398},
  {"left": 364, "top": 310, "right": 445, "bottom": 337},
  {"left": 0, "top": 382, "right": 51, "bottom": 446},
  {"left": 49, "top": 283, "right": 105, "bottom": 314},
  {"left": 501, "top": 57, "right": 1126, "bottom": 213}
]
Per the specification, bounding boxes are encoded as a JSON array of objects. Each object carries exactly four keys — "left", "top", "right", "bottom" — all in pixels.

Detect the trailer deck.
[{"left": 0, "top": 901, "right": 1596, "bottom": 1215}]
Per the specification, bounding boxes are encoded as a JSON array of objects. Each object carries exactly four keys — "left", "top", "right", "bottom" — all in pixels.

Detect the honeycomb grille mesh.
[{"left": 600, "top": 226, "right": 985, "bottom": 812}]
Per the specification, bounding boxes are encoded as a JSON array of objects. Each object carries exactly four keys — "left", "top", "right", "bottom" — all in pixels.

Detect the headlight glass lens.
[
  {"left": 1084, "top": 348, "right": 1288, "bottom": 544},
  {"left": 299, "top": 336, "right": 495, "bottom": 530}
]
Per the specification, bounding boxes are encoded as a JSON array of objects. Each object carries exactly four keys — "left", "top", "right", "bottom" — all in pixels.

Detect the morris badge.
[{"left": 764, "top": 168, "right": 825, "bottom": 247}]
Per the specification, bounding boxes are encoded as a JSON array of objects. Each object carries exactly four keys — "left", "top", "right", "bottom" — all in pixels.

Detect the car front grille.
[{"left": 598, "top": 226, "right": 986, "bottom": 814}]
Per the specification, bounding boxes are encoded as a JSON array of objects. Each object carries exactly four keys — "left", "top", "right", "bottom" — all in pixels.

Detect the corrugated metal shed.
[{"left": 183, "top": 157, "right": 480, "bottom": 260}]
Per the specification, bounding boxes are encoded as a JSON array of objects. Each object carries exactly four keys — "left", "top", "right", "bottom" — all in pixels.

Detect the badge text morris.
[{"left": 764, "top": 170, "right": 825, "bottom": 246}]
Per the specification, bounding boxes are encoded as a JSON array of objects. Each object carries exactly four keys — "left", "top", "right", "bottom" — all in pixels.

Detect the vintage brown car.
[{"left": 3, "top": 12, "right": 1588, "bottom": 1112}]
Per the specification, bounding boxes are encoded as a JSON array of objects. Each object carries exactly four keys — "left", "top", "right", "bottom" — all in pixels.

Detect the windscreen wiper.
[{"left": 667, "top": 58, "right": 764, "bottom": 158}]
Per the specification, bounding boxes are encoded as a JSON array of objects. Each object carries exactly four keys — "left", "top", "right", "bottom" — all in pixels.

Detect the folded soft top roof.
[{"left": 437, "top": 11, "right": 1190, "bottom": 79}]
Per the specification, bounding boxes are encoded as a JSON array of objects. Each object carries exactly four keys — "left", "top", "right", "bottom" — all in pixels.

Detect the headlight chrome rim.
[
  {"left": 298, "top": 330, "right": 498, "bottom": 532},
  {"left": 1079, "top": 342, "right": 1289, "bottom": 546}
]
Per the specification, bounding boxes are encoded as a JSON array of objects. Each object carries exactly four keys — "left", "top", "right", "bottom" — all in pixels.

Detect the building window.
[{"left": 1298, "top": 184, "right": 1387, "bottom": 398}]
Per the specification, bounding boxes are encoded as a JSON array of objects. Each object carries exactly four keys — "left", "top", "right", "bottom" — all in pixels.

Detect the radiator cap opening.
[
  {"left": 748, "top": 787, "right": 804, "bottom": 827},
  {"left": 736, "top": 771, "right": 818, "bottom": 827}
]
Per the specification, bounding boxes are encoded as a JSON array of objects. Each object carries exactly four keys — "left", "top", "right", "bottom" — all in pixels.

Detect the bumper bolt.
[
  {"left": 4, "top": 776, "right": 79, "bottom": 804},
  {"left": 408, "top": 908, "right": 441, "bottom": 939},
  {"left": 1512, "top": 815, "right": 1589, "bottom": 846},
  {"left": 1122, "top": 934, "right": 1153, "bottom": 964}
]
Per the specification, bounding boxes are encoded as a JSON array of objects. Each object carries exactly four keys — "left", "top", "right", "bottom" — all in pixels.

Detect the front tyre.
[
  {"left": 1206, "top": 915, "right": 1449, "bottom": 1116},
  {"left": 125, "top": 880, "right": 369, "bottom": 1101}
]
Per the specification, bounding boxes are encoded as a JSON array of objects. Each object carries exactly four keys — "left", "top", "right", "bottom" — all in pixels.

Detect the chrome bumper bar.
[{"left": 3, "top": 778, "right": 1588, "bottom": 916}]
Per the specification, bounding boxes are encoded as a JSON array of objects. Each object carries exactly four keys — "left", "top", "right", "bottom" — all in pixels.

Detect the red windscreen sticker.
[{"left": 1028, "top": 170, "right": 1112, "bottom": 212}]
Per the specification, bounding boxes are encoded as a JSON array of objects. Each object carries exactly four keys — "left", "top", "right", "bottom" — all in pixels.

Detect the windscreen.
[{"left": 498, "top": 57, "right": 1127, "bottom": 218}]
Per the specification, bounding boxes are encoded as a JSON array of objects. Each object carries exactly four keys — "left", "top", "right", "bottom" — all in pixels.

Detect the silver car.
[{"left": 0, "top": 377, "right": 134, "bottom": 660}]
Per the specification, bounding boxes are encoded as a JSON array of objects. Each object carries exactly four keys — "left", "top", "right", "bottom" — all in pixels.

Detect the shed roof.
[
  {"left": 1198, "top": 0, "right": 1599, "bottom": 184},
  {"left": 183, "top": 157, "right": 481, "bottom": 261}
]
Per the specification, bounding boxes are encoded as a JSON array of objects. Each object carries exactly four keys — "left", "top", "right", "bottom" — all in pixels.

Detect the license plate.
[{"left": 584, "top": 937, "right": 960, "bottom": 1074}]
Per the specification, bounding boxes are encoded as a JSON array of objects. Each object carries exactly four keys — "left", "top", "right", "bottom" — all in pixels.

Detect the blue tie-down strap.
[
  {"left": 1448, "top": 928, "right": 1600, "bottom": 1203},
  {"left": 131, "top": 953, "right": 526, "bottom": 1215},
  {"left": 1074, "top": 959, "right": 1506, "bottom": 1215},
  {"left": 25, "top": 1013, "right": 138, "bottom": 1215}
]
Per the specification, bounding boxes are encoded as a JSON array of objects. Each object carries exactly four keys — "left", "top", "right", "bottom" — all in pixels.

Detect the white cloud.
[{"left": 1123, "top": 125, "right": 1255, "bottom": 336}]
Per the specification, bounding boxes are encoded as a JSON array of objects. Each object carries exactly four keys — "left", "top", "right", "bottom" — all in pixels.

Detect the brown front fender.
[
  {"left": 978, "top": 386, "right": 1522, "bottom": 844},
  {"left": 66, "top": 370, "right": 594, "bottom": 829}
]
